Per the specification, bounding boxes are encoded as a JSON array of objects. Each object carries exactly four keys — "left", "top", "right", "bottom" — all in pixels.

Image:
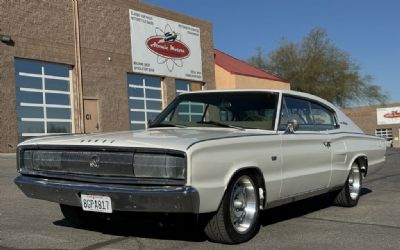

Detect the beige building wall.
[
  {"left": 235, "top": 74, "right": 290, "bottom": 90},
  {"left": 215, "top": 64, "right": 236, "bottom": 89},
  {"left": 215, "top": 65, "right": 290, "bottom": 90}
]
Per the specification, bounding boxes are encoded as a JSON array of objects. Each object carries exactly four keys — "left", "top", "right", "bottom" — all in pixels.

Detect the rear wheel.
[
  {"left": 204, "top": 173, "right": 260, "bottom": 244},
  {"left": 333, "top": 162, "right": 362, "bottom": 207}
]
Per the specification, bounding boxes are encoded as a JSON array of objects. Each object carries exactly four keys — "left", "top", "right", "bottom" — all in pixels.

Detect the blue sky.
[{"left": 145, "top": 0, "right": 400, "bottom": 103}]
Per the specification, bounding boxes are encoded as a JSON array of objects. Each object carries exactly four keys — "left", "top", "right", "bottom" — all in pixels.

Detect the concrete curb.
[{"left": 0, "top": 153, "right": 16, "bottom": 159}]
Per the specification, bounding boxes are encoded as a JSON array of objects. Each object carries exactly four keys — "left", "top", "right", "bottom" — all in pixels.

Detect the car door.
[{"left": 279, "top": 95, "right": 332, "bottom": 198}]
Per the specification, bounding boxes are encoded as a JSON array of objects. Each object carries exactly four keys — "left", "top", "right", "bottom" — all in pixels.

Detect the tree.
[{"left": 248, "top": 28, "right": 388, "bottom": 107}]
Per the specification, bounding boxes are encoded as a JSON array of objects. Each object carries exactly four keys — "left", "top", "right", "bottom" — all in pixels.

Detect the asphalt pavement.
[{"left": 1, "top": 149, "right": 400, "bottom": 250}]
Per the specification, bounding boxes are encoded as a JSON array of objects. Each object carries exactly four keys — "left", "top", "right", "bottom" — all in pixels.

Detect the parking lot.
[{"left": 1, "top": 149, "right": 400, "bottom": 250}]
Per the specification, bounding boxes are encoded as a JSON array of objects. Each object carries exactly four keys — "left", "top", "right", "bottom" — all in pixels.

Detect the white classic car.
[{"left": 15, "top": 90, "right": 386, "bottom": 244}]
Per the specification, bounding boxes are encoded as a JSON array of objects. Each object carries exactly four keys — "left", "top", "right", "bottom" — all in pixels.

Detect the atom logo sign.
[
  {"left": 383, "top": 110, "right": 400, "bottom": 118},
  {"left": 377, "top": 107, "right": 400, "bottom": 125},
  {"left": 146, "top": 24, "right": 191, "bottom": 72},
  {"left": 129, "top": 9, "right": 203, "bottom": 81}
]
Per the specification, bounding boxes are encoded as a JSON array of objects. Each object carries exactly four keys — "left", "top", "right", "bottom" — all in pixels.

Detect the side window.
[
  {"left": 310, "top": 102, "right": 336, "bottom": 130},
  {"left": 280, "top": 96, "right": 314, "bottom": 131},
  {"left": 279, "top": 95, "right": 338, "bottom": 131}
]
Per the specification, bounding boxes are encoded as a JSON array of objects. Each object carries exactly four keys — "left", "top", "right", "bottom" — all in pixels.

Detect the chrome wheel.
[
  {"left": 230, "top": 175, "right": 257, "bottom": 233},
  {"left": 348, "top": 164, "right": 361, "bottom": 200},
  {"left": 204, "top": 173, "right": 260, "bottom": 243}
]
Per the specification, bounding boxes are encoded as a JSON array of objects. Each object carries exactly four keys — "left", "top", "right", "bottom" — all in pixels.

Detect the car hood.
[{"left": 18, "top": 128, "right": 273, "bottom": 151}]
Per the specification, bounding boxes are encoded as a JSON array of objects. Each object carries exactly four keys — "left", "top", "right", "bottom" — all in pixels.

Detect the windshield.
[{"left": 150, "top": 91, "right": 279, "bottom": 130}]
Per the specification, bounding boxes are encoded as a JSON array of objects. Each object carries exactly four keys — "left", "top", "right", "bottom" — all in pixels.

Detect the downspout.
[{"left": 72, "top": 0, "right": 84, "bottom": 133}]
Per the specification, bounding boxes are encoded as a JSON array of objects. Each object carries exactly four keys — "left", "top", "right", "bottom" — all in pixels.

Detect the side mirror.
[{"left": 285, "top": 119, "right": 299, "bottom": 133}]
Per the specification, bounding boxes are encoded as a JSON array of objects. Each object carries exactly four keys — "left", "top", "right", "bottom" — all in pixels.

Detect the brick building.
[
  {"left": 0, "top": 0, "right": 215, "bottom": 153},
  {"left": 343, "top": 103, "right": 400, "bottom": 147}
]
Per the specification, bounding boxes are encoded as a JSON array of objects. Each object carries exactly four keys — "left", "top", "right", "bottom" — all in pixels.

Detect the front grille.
[
  {"left": 23, "top": 150, "right": 134, "bottom": 177},
  {"left": 18, "top": 147, "right": 187, "bottom": 184}
]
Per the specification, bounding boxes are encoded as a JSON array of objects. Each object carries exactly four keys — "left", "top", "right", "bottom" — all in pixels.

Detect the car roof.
[
  {"left": 182, "top": 89, "right": 336, "bottom": 109},
  {"left": 180, "top": 89, "right": 364, "bottom": 133}
]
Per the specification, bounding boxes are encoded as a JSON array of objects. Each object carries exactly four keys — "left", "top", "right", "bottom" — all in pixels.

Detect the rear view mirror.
[{"left": 286, "top": 119, "right": 299, "bottom": 133}]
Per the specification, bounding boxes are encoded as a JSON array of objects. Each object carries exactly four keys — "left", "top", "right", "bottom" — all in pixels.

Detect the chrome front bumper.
[{"left": 15, "top": 175, "right": 199, "bottom": 213}]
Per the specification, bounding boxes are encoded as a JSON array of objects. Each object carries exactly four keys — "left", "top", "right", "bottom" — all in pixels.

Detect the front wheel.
[
  {"left": 204, "top": 173, "right": 260, "bottom": 244},
  {"left": 333, "top": 162, "right": 362, "bottom": 207}
]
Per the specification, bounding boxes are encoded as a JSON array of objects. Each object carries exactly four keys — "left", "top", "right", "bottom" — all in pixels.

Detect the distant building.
[
  {"left": 343, "top": 103, "right": 400, "bottom": 147},
  {"left": 214, "top": 49, "right": 290, "bottom": 90}
]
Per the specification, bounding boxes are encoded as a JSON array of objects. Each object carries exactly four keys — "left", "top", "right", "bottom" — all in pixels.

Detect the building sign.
[
  {"left": 377, "top": 107, "right": 400, "bottom": 125},
  {"left": 129, "top": 9, "right": 203, "bottom": 81}
]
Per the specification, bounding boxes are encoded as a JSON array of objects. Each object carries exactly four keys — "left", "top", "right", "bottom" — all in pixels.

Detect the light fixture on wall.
[{"left": 0, "top": 34, "right": 14, "bottom": 45}]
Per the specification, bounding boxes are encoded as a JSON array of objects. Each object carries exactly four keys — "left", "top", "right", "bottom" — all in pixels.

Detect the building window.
[
  {"left": 175, "top": 79, "right": 192, "bottom": 95},
  {"left": 128, "top": 74, "right": 162, "bottom": 130},
  {"left": 15, "top": 59, "right": 72, "bottom": 141},
  {"left": 375, "top": 128, "right": 393, "bottom": 140},
  {"left": 174, "top": 79, "right": 204, "bottom": 122},
  {"left": 175, "top": 80, "right": 203, "bottom": 95}
]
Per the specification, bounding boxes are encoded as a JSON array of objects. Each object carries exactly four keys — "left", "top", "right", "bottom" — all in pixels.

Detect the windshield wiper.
[
  {"left": 150, "top": 122, "right": 187, "bottom": 128},
  {"left": 197, "top": 120, "right": 245, "bottom": 130}
]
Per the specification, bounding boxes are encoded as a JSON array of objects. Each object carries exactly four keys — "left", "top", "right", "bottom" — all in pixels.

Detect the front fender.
[{"left": 187, "top": 135, "right": 281, "bottom": 213}]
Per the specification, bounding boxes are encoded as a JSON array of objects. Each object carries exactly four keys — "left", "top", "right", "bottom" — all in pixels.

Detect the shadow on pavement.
[
  {"left": 54, "top": 212, "right": 207, "bottom": 242},
  {"left": 261, "top": 187, "right": 372, "bottom": 226},
  {"left": 53, "top": 187, "right": 373, "bottom": 242}
]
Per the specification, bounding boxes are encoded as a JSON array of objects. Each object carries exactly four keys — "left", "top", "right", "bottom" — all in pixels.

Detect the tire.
[
  {"left": 59, "top": 204, "right": 89, "bottom": 227},
  {"left": 333, "top": 162, "right": 362, "bottom": 207},
  {"left": 204, "top": 173, "right": 260, "bottom": 244}
]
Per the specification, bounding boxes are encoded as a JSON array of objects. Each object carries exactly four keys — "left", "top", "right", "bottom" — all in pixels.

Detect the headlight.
[
  {"left": 133, "top": 153, "right": 186, "bottom": 179},
  {"left": 16, "top": 147, "right": 25, "bottom": 172},
  {"left": 20, "top": 150, "right": 62, "bottom": 171},
  {"left": 18, "top": 149, "right": 33, "bottom": 171}
]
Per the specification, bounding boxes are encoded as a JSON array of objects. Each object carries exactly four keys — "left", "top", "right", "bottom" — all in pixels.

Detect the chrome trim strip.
[
  {"left": 265, "top": 186, "right": 343, "bottom": 209},
  {"left": 18, "top": 145, "right": 186, "bottom": 155},
  {"left": 18, "top": 171, "right": 186, "bottom": 186},
  {"left": 186, "top": 131, "right": 381, "bottom": 150},
  {"left": 186, "top": 134, "right": 276, "bottom": 150}
]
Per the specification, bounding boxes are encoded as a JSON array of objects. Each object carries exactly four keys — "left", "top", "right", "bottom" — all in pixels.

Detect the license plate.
[{"left": 81, "top": 194, "right": 112, "bottom": 213}]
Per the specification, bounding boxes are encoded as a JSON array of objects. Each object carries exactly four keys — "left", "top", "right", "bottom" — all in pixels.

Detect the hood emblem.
[{"left": 89, "top": 155, "right": 100, "bottom": 168}]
